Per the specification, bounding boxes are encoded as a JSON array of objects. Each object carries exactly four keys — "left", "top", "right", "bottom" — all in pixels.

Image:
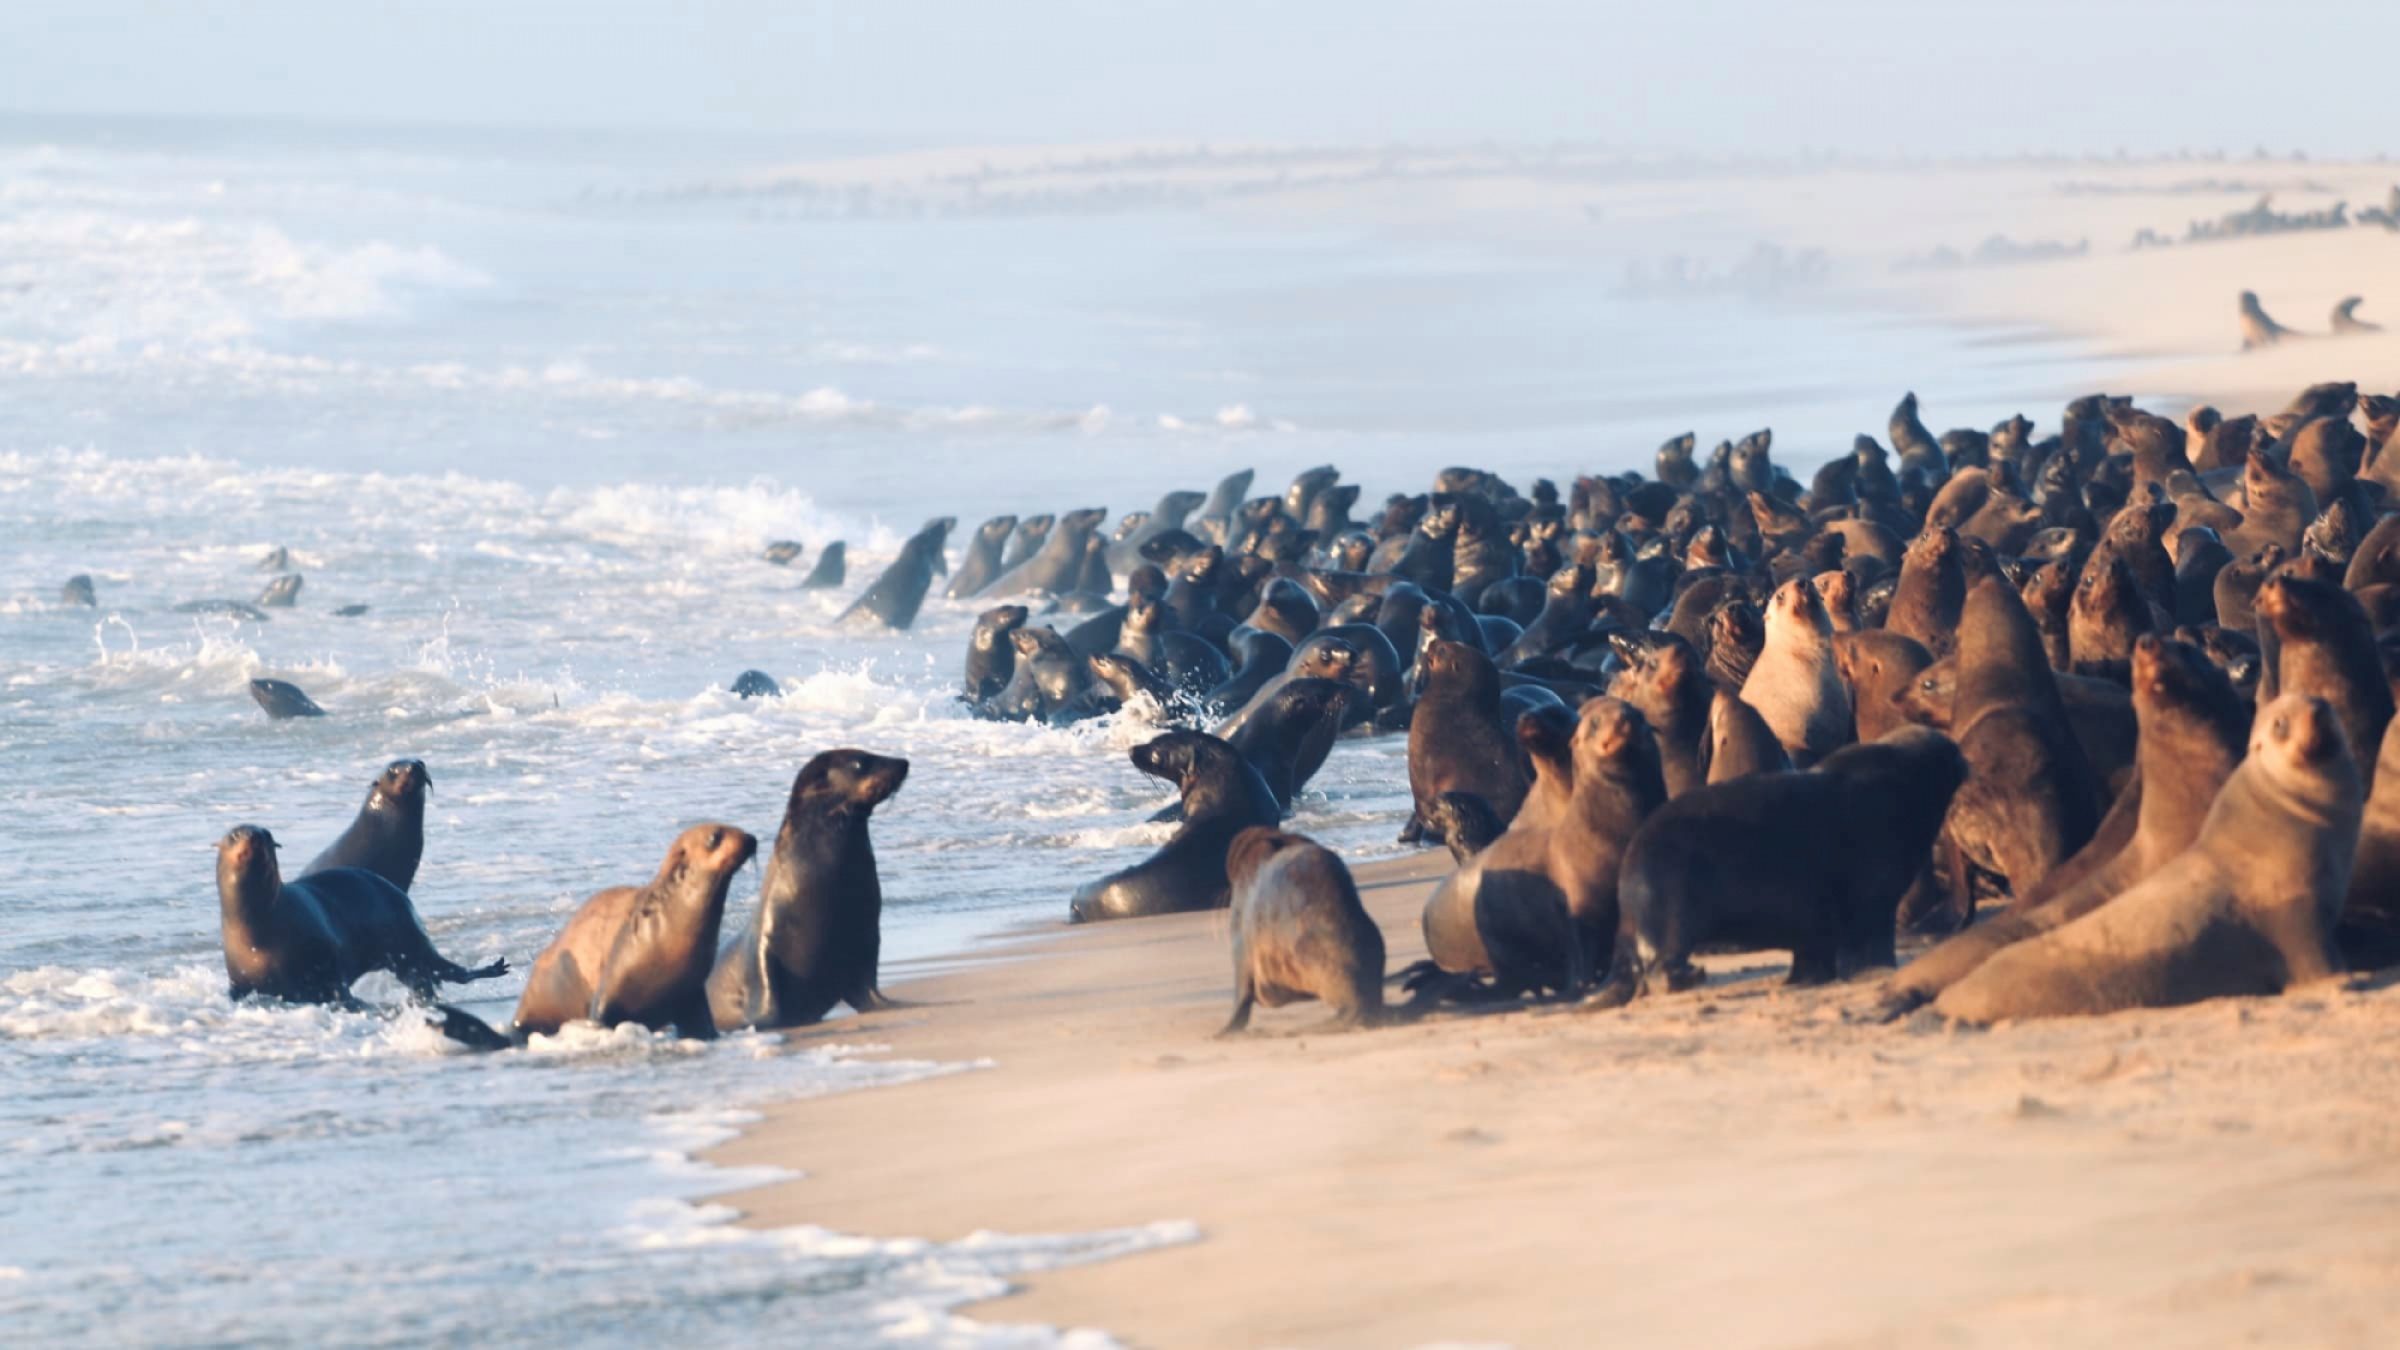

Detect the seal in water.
[
  {"left": 763, "top": 540, "right": 804, "bottom": 565},
  {"left": 983, "top": 507, "right": 1108, "bottom": 598},
  {"left": 1933, "top": 694, "right": 2362, "bottom": 1022},
  {"left": 964, "top": 603, "right": 1031, "bottom": 705},
  {"left": 839, "top": 517, "right": 954, "bottom": 630},
  {"left": 215, "top": 825, "right": 504, "bottom": 1005},
  {"left": 1217, "top": 825, "right": 1387, "bottom": 1035},
  {"left": 800, "top": 542, "right": 846, "bottom": 589},
  {"left": 1068, "top": 730, "right": 1280, "bottom": 922},
  {"left": 946, "top": 516, "right": 1017, "bottom": 599},
  {"left": 301, "top": 758, "right": 431, "bottom": 892},
  {"left": 1586, "top": 727, "right": 1967, "bottom": 1008},
  {"left": 250, "top": 678, "right": 326, "bottom": 719},
  {"left": 258, "top": 575, "right": 302, "bottom": 608},
  {"left": 177, "top": 599, "right": 270, "bottom": 620},
  {"left": 731, "top": 670, "right": 782, "bottom": 699},
  {"left": 442, "top": 823, "right": 756, "bottom": 1046},
  {"left": 709, "top": 750, "right": 910, "bottom": 1030},
  {"left": 61, "top": 574, "right": 95, "bottom": 607},
  {"left": 257, "top": 545, "right": 290, "bottom": 571}
]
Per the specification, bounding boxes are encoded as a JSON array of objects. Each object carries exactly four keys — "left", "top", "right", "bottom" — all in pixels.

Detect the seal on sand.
[
  {"left": 709, "top": 751, "right": 910, "bottom": 1030},
  {"left": 1740, "top": 577, "right": 1850, "bottom": 768},
  {"left": 1943, "top": 576, "right": 2103, "bottom": 903},
  {"left": 1403, "top": 639, "right": 1529, "bottom": 843},
  {"left": 301, "top": 759, "right": 431, "bottom": 892},
  {"left": 1880, "top": 635, "right": 2248, "bottom": 1016},
  {"left": 1069, "top": 731, "right": 1281, "bottom": 922},
  {"left": 1934, "top": 694, "right": 2362, "bottom": 1022},
  {"left": 1218, "top": 826, "right": 1387, "bottom": 1035},
  {"left": 216, "top": 825, "right": 504, "bottom": 1005},
  {"left": 1587, "top": 727, "right": 1967, "bottom": 1008}
]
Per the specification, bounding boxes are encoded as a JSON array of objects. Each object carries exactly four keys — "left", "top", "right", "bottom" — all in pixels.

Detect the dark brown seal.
[
  {"left": 301, "top": 759, "right": 430, "bottom": 892},
  {"left": 216, "top": 825, "right": 505, "bottom": 1005}
]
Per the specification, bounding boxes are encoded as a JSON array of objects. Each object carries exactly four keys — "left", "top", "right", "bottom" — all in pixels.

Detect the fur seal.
[
  {"left": 443, "top": 824, "right": 754, "bottom": 1045},
  {"left": 61, "top": 574, "right": 95, "bottom": 606},
  {"left": 708, "top": 751, "right": 909, "bottom": 1030},
  {"left": 1222, "top": 676, "right": 1357, "bottom": 814},
  {"left": 301, "top": 759, "right": 430, "bottom": 892},
  {"left": 1218, "top": 826, "right": 1387, "bottom": 1034},
  {"left": 1881, "top": 635, "right": 2249, "bottom": 1015},
  {"left": 1934, "top": 694, "right": 2361, "bottom": 1022},
  {"left": 839, "top": 517, "right": 954, "bottom": 630},
  {"left": 1109, "top": 490, "right": 1208, "bottom": 572},
  {"left": 250, "top": 678, "right": 325, "bottom": 720},
  {"left": 1706, "top": 689, "right": 1790, "bottom": 783},
  {"left": 1943, "top": 576, "right": 2103, "bottom": 903},
  {"left": 981, "top": 625, "right": 1091, "bottom": 724},
  {"left": 1835, "top": 630, "right": 1934, "bottom": 746},
  {"left": 1886, "top": 527, "right": 1965, "bottom": 659},
  {"left": 2331, "top": 296, "right": 2382, "bottom": 336},
  {"left": 965, "top": 604, "right": 1031, "bottom": 704},
  {"left": 800, "top": 542, "right": 846, "bottom": 589},
  {"left": 1404, "top": 639, "right": 1530, "bottom": 843},
  {"left": 947, "top": 516, "right": 1018, "bottom": 600},
  {"left": 731, "top": 670, "right": 782, "bottom": 699},
  {"left": 2238, "top": 290, "right": 2296, "bottom": 350},
  {"left": 257, "top": 545, "right": 290, "bottom": 571},
  {"left": 1606, "top": 630, "right": 1710, "bottom": 798},
  {"left": 1510, "top": 703, "right": 1578, "bottom": 833},
  {"left": 1740, "top": 577, "right": 1851, "bottom": 767},
  {"left": 215, "top": 825, "right": 504, "bottom": 1005},
  {"left": 984, "top": 507, "right": 1107, "bottom": 598},
  {"left": 1587, "top": 727, "right": 1967, "bottom": 1007},
  {"left": 1068, "top": 731, "right": 1281, "bottom": 921},
  {"left": 763, "top": 540, "right": 805, "bottom": 565},
  {"left": 258, "top": 575, "right": 301, "bottom": 608},
  {"left": 2254, "top": 573, "right": 2394, "bottom": 770}
]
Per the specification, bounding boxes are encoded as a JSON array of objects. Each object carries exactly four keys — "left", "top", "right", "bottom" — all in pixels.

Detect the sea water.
[{"left": 0, "top": 116, "right": 2108, "bottom": 1343}]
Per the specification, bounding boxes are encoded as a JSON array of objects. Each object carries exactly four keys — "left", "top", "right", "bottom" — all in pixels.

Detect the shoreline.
[{"left": 699, "top": 153, "right": 2400, "bottom": 1346}]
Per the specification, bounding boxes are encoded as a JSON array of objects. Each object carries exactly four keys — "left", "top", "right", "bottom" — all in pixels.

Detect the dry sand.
[{"left": 708, "top": 154, "right": 2400, "bottom": 1347}]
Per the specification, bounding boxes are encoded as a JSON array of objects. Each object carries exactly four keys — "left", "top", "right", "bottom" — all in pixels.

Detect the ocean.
[{"left": 0, "top": 115, "right": 2110, "bottom": 1343}]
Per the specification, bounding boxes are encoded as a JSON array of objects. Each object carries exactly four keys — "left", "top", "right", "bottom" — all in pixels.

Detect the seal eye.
[{"left": 709, "top": 828, "right": 724, "bottom": 849}]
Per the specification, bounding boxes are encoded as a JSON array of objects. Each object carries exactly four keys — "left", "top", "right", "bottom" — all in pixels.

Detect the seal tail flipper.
[
  {"left": 431, "top": 1003, "right": 514, "bottom": 1053},
  {"left": 1870, "top": 987, "right": 1932, "bottom": 1024},
  {"left": 1579, "top": 941, "right": 1646, "bottom": 1012}
]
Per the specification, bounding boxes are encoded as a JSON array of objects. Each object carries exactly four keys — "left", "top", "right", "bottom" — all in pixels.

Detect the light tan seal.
[
  {"left": 1739, "top": 576, "right": 1850, "bottom": 767},
  {"left": 1218, "top": 826, "right": 1387, "bottom": 1035},
  {"left": 1933, "top": 693, "right": 2361, "bottom": 1023}
]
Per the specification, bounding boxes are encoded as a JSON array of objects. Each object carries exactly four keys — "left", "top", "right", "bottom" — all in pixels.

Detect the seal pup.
[
  {"left": 1404, "top": 639, "right": 1529, "bottom": 843},
  {"left": 1218, "top": 826, "right": 1387, "bottom": 1035},
  {"left": 1880, "top": 635, "right": 2249, "bottom": 1016},
  {"left": 1740, "top": 576, "right": 1851, "bottom": 768},
  {"left": 1068, "top": 731, "right": 1281, "bottom": 922},
  {"left": 839, "top": 517, "right": 954, "bottom": 630},
  {"left": 60, "top": 574, "right": 95, "bottom": 607},
  {"left": 946, "top": 516, "right": 1018, "bottom": 600},
  {"left": 709, "top": 751, "right": 909, "bottom": 1030},
  {"left": 1934, "top": 694, "right": 2361, "bottom": 1022},
  {"left": 1586, "top": 727, "right": 1967, "bottom": 1008},
  {"left": 249, "top": 678, "right": 326, "bottom": 720},
  {"left": 301, "top": 759, "right": 431, "bottom": 892},
  {"left": 215, "top": 825, "right": 504, "bottom": 1006},
  {"left": 800, "top": 542, "right": 846, "bottom": 589},
  {"left": 258, "top": 575, "right": 302, "bottom": 608},
  {"left": 730, "top": 670, "right": 782, "bottom": 700},
  {"left": 964, "top": 604, "right": 1031, "bottom": 705}
]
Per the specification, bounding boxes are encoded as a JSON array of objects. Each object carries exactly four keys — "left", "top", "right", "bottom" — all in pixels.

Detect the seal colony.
[{"left": 181, "top": 376, "right": 2400, "bottom": 1052}]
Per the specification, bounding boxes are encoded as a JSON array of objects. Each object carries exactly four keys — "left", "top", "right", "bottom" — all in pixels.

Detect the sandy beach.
[{"left": 703, "top": 151, "right": 2400, "bottom": 1347}]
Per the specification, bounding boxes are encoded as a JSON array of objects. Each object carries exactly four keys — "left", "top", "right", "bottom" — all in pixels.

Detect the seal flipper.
[{"left": 431, "top": 1003, "right": 515, "bottom": 1052}]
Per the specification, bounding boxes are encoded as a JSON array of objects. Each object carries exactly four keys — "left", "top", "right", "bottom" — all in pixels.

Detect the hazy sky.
[{"left": 5, "top": 1, "right": 2395, "bottom": 155}]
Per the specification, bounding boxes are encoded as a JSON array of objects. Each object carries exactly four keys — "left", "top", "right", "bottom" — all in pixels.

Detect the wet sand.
[{"left": 712, "top": 853, "right": 2400, "bottom": 1347}]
